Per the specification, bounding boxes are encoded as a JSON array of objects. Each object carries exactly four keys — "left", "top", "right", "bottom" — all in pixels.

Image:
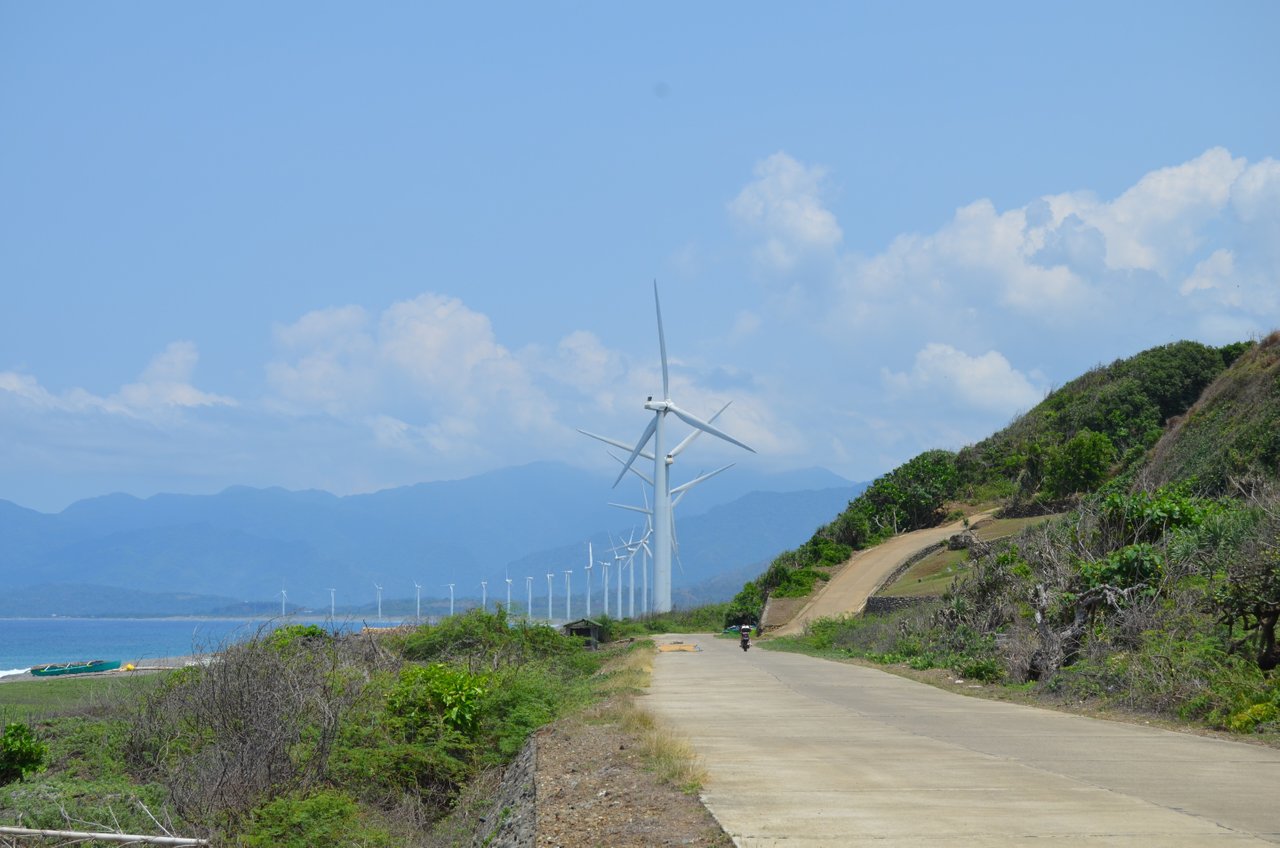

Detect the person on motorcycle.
[{"left": 739, "top": 623, "right": 752, "bottom": 650}]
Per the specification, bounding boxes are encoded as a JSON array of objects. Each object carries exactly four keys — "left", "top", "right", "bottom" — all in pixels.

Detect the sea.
[{"left": 0, "top": 617, "right": 411, "bottom": 677}]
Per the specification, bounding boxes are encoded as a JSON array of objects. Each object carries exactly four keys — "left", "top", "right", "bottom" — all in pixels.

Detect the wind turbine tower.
[
  {"left": 546, "top": 573, "right": 555, "bottom": 621},
  {"left": 328, "top": 588, "right": 336, "bottom": 620},
  {"left": 525, "top": 576, "right": 533, "bottom": 619},
  {"left": 414, "top": 582, "right": 422, "bottom": 619},
  {"left": 584, "top": 544, "right": 594, "bottom": 619},
  {"left": 374, "top": 583, "right": 383, "bottom": 621},
  {"left": 481, "top": 580, "right": 488, "bottom": 611},
  {"left": 610, "top": 283, "right": 755, "bottom": 612},
  {"left": 447, "top": 583, "right": 455, "bottom": 617},
  {"left": 280, "top": 588, "right": 287, "bottom": 618}
]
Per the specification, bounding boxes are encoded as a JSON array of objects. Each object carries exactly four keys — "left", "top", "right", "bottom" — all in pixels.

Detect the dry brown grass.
[{"left": 587, "top": 641, "right": 708, "bottom": 793}]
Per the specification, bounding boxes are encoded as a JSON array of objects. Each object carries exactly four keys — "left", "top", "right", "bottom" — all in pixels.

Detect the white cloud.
[
  {"left": 266, "top": 293, "right": 556, "bottom": 455},
  {"left": 728, "top": 152, "right": 843, "bottom": 272},
  {"left": 0, "top": 341, "right": 233, "bottom": 417},
  {"left": 115, "top": 342, "right": 236, "bottom": 411},
  {"left": 1092, "top": 147, "right": 1245, "bottom": 273},
  {"left": 1180, "top": 249, "right": 1235, "bottom": 296},
  {"left": 882, "top": 343, "right": 1043, "bottom": 415}
]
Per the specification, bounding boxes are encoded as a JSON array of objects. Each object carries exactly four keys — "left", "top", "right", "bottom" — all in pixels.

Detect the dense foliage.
[
  {"left": 1, "top": 610, "right": 611, "bottom": 845},
  {"left": 0, "top": 721, "right": 46, "bottom": 785}
]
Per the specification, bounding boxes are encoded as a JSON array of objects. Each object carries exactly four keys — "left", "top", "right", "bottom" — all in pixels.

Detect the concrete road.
[
  {"left": 773, "top": 514, "right": 989, "bottom": 636},
  {"left": 646, "top": 635, "right": 1280, "bottom": 847}
]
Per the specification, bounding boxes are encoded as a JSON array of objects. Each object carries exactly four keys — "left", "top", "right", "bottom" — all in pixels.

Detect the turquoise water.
[{"left": 0, "top": 617, "right": 410, "bottom": 676}]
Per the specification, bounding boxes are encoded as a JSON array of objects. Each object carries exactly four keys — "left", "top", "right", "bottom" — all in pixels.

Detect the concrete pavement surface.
[
  {"left": 773, "top": 514, "right": 990, "bottom": 636},
  {"left": 646, "top": 635, "right": 1280, "bottom": 846}
]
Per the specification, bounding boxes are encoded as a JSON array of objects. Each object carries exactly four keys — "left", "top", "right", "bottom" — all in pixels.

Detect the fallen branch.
[{"left": 0, "top": 825, "right": 207, "bottom": 846}]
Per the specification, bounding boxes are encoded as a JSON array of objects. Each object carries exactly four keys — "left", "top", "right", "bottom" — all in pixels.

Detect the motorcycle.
[{"left": 740, "top": 632, "right": 751, "bottom": 651}]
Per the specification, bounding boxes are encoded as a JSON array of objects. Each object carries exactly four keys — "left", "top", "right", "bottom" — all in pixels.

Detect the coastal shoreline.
[{"left": 0, "top": 654, "right": 207, "bottom": 684}]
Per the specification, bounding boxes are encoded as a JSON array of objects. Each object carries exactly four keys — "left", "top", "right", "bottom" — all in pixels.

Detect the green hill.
[{"left": 745, "top": 331, "right": 1280, "bottom": 737}]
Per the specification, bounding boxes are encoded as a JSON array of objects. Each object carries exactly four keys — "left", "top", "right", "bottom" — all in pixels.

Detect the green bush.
[
  {"left": 0, "top": 722, "right": 46, "bottom": 785},
  {"left": 240, "top": 789, "right": 392, "bottom": 848},
  {"left": 388, "top": 664, "right": 487, "bottom": 737}
]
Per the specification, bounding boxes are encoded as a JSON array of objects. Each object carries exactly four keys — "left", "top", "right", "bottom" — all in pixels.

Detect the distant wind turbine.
[
  {"left": 584, "top": 544, "right": 594, "bottom": 619},
  {"left": 374, "top": 583, "right": 383, "bottom": 621},
  {"left": 564, "top": 570, "right": 572, "bottom": 620},
  {"left": 481, "top": 580, "right": 488, "bottom": 611},
  {"left": 280, "top": 588, "right": 287, "bottom": 618},
  {"left": 414, "top": 582, "right": 422, "bottom": 620},
  {"left": 525, "top": 576, "right": 533, "bottom": 619},
  {"left": 328, "top": 588, "right": 335, "bottom": 620},
  {"left": 506, "top": 577, "right": 513, "bottom": 612},
  {"left": 447, "top": 583, "right": 455, "bottom": 617},
  {"left": 585, "top": 283, "right": 755, "bottom": 612},
  {"left": 546, "top": 573, "right": 555, "bottom": 621}
]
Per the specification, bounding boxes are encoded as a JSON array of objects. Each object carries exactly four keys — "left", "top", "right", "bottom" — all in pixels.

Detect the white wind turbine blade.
[
  {"left": 612, "top": 416, "right": 658, "bottom": 488},
  {"left": 671, "top": 463, "right": 736, "bottom": 497},
  {"left": 668, "top": 400, "right": 732, "bottom": 460},
  {"left": 609, "top": 502, "right": 651, "bottom": 515},
  {"left": 667, "top": 403, "right": 754, "bottom": 453},
  {"left": 654, "top": 281, "right": 669, "bottom": 399},
  {"left": 579, "top": 429, "right": 656, "bottom": 460},
  {"left": 607, "top": 451, "right": 655, "bottom": 487}
]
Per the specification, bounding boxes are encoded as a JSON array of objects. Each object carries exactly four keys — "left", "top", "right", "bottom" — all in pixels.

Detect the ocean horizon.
[{"left": 0, "top": 616, "right": 413, "bottom": 676}]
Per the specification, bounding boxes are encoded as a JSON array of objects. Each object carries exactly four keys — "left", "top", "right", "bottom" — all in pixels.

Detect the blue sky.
[{"left": 3, "top": 2, "right": 1279, "bottom": 512}]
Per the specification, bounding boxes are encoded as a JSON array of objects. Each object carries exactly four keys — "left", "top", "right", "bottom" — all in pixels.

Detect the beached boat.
[{"left": 29, "top": 659, "right": 122, "bottom": 677}]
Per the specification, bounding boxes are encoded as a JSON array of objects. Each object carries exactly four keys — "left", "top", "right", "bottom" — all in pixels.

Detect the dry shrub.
[{"left": 125, "top": 631, "right": 367, "bottom": 826}]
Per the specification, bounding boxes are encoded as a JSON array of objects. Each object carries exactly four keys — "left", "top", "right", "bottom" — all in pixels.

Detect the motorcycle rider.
[{"left": 739, "top": 622, "right": 752, "bottom": 650}]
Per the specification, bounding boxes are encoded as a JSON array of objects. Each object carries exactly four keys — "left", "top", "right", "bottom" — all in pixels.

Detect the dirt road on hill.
[
  {"left": 773, "top": 513, "right": 989, "bottom": 636},
  {"left": 646, "top": 635, "right": 1280, "bottom": 847}
]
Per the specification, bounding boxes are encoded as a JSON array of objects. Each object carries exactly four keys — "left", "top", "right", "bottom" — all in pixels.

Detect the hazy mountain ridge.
[{"left": 0, "top": 463, "right": 858, "bottom": 614}]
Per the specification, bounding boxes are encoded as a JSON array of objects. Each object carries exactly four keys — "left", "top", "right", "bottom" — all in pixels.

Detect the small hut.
[{"left": 561, "top": 618, "right": 603, "bottom": 650}]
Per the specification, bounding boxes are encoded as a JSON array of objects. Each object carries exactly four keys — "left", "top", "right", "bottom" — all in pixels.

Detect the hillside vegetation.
[
  {"left": 748, "top": 332, "right": 1280, "bottom": 738},
  {"left": 0, "top": 613, "right": 617, "bottom": 846}
]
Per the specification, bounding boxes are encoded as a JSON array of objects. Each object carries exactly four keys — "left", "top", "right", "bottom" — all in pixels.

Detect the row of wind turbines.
[{"left": 277, "top": 283, "right": 753, "bottom": 623}]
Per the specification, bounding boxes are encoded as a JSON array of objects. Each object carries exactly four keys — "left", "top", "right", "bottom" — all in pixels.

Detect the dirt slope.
[{"left": 772, "top": 513, "right": 987, "bottom": 636}]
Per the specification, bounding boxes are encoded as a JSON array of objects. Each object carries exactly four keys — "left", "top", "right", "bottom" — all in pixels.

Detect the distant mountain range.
[{"left": 0, "top": 463, "right": 862, "bottom": 616}]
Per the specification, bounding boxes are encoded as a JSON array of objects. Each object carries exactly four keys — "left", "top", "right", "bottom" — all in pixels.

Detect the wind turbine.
[
  {"left": 374, "top": 583, "right": 383, "bottom": 621},
  {"left": 564, "top": 570, "right": 572, "bottom": 620},
  {"left": 546, "top": 573, "right": 555, "bottom": 621},
  {"left": 447, "top": 583, "right": 455, "bottom": 617},
  {"left": 590, "top": 283, "right": 755, "bottom": 612},
  {"left": 280, "top": 588, "right": 287, "bottom": 618},
  {"left": 584, "top": 544, "right": 594, "bottom": 619},
  {"left": 506, "top": 577, "right": 513, "bottom": 612},
  {"left": 525, "top": 576, "right": 533, "bottom": 619},
  {"left": 328, "top": 588, "right": 335, "bottom": 620},
  {"left": 481, "top": 580, "right": 488, "bottom": 611}
]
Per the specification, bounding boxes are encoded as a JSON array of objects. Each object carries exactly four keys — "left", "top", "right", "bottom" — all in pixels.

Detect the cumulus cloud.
[
  {"left": 267, "top": 293, "right": 551, "bottom": 443},
  {"left": 728, "top": 152, "right": 843, "bottom": 272},
  {"left": 0, "top": 341, "right": 233, "bottom": 418},
  {"left": 719, "top": 146, "right": 1280, "bottom": 354},
  {"left": 882, "top": 343, "right": 1043, "bottom": 415}
]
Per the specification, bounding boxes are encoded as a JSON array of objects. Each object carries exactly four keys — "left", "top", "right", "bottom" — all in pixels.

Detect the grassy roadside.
[{"left": 584, "top": 640, "right": 707, "bottom": 794}]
